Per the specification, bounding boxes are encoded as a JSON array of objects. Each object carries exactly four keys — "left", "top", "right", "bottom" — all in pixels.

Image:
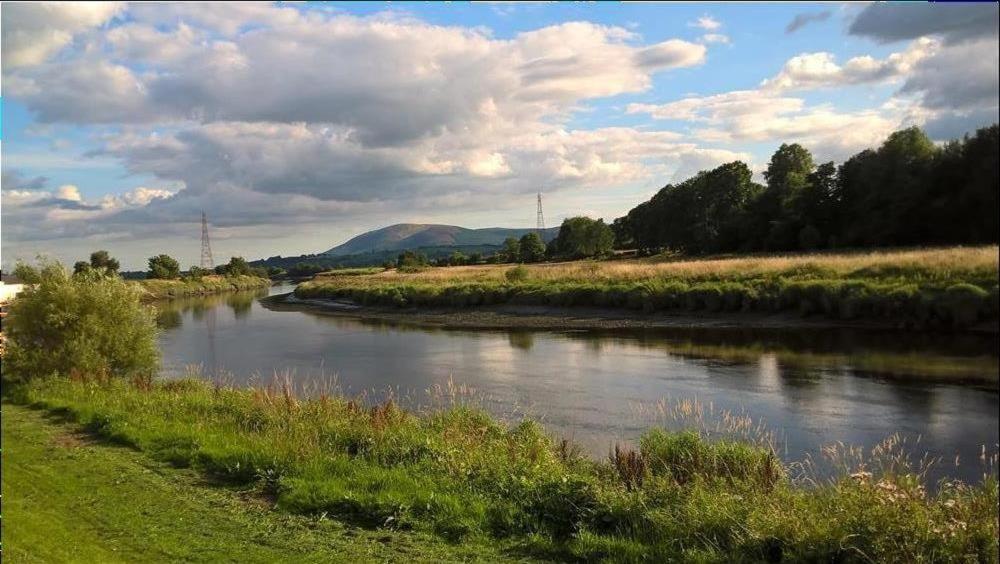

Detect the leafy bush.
[
  {"left": 147, "top": 254, "right": 181, "bottom": 279},
  {"left": 505, "top": 265, "right": 530, "bottom": 283},
  {"left": 4, "top": 260, "right": 159, "bottom": 382}
]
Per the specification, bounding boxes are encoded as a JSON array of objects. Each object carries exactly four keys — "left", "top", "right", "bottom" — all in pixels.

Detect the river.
[{"left": 155, "top": 284, "right": 999, "bottom": 484}]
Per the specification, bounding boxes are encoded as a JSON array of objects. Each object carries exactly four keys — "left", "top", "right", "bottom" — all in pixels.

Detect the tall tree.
[
  {"left": 89, "top": 250, "right": 120, "bottom": 275},
  {"left": 518, "top": 232, "right": 546, "bottom": 263}
]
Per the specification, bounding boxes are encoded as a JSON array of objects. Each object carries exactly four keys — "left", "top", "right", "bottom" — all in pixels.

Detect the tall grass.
[
  {"left": 9, "top": 375, "right": 998, "bottom": 562},
  {"left": 296, "top": 247, "right": 1000, "bottom": 329},
  {"left": 138, "top": 274, "right": 271, "bottom": 300}
]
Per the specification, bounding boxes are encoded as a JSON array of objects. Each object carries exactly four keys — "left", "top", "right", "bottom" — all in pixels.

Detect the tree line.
[
  {"left": 68, "top": 250, "right": 271, "bottom": 280},
  {"left": 613, "top": 124, "right": 999, "bottom": 254}
]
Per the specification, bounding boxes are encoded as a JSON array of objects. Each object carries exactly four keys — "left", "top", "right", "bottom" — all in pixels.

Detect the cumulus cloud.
[
  {"left": 0, "top": 2, "right": 123, "bottom": 68},
  {"left": 845, "top": 3, "right": 998, "bottom": 135},
  {"left": 786, "top": 11, "right": 831, "bottom": 34},
  {"left": 761, "top": 39, "right": 935, "bottom": 91},
  {"left": 628, "top": 90, "right": 900, "bottom": 161}
]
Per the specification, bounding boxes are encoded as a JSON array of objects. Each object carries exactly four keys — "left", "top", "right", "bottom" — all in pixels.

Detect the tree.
[
  {"left": 518, "top": 232, "right": 546, "bottom": 263},
  {"left": 147, "top": 254, "right": 181, "bottom": 279},
  {"left": 396, "top": 250, "right": 429, "bottom": 271},
  {"left": 89, "top": 250, "right": 120, "bottom": 275},
  {"left": 188, "top": 266, "right": 207, "bottom": 280},
  {"left": 552, "top": 216, "right": 615, "bottom": 258},
  {"left": 4, "top": 259, "right": 158, "bottom": 382},
  {"left": 501, "top": 237, "right": 520, "bottom": 263},
  {"left": 223, "top": 256, "right": 252, "bottom": 276},
  {"left": 751, "top": 144, "right": 816, "bottom": 250},
  {"left": 73, "top": 261, "right": 92, "bottom": 275},
  {"left": 448, "top": 251, "right": 468, "bottom": 266}
]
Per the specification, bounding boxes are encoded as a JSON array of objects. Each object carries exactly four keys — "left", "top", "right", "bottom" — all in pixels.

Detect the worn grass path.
[{"left": 1, "top": 403, "right": 527, "bottom": 563}]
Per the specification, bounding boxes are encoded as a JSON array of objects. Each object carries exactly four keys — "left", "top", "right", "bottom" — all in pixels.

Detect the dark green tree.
[
  {"left": 518, "top": 232, "right": 547, "bottom": 263},
  {"left": 501, "top": 237, "right": 520, "bottom": 263},
  {"left": 89, "top": 250, "right": 121, "bottom": 275},
  {"left": 553, "top": 217, "right": 615, "bottom": 258},
  {"left": 147, "top": 254, "right": 181, "bottom": 279}
]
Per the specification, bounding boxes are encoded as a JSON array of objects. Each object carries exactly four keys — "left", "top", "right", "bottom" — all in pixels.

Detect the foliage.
[
  {"left": 3, "top": 259, "right": 159, "bottom": 382},
  {"left": 518, "top": 232, "right": 547, "bottom": 263},
  {"left": 396, "top": 250, "right": 430, "bottom": 272},
  {"left": 505, "top": 265, "right": 530, "bottom": 283},
  {"left": 148, "top": 254, "right": 181, "bottom": 280},
  {"left": 616, "top": 124, "right": 999, "bottom": 254},
  {"left": 552, "top": 216, "right": 615, "bottom": 258},
  {"left": 11, "top": 376, "right": 999, "bottom": 562},
  {"left": 139, "top": 275, "right": 271, "bottom": 300},
  {"left": 216, "top": 256, "right": 252, "bottom": 277},
  {"left": 501, "top": 237, "right": 520, "bottom": 263},
  {"left": 89, "top": 250, "right": 121, "bottom": 275},
  {"left": 288, "top": 262, "right": 326, "bottom": 278},
  {"left": 72, "top": 250, "right": 121, "bottom": 277}
]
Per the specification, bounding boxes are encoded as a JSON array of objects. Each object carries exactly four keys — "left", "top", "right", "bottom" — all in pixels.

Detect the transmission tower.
[
  {"left": 200, "top": 211, "right": 215, "bottom": 269},
  {"left": 536, "top": 192, "right": 545, "bottom": 233}
]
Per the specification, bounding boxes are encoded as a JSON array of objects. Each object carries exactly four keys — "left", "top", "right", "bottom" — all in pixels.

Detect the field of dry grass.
[{"left": 316, "top": 246, "right": 999, "bottom": 286}]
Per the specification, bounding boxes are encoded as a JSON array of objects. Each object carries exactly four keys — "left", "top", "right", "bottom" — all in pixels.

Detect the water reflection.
[{"left": 154, "top": 285, "right": 999, "bottom": 484}]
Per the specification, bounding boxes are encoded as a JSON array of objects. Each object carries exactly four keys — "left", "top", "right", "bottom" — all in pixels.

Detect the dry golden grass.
[{"left": 342, "top": 246, "right": 999, "bottom": 285}]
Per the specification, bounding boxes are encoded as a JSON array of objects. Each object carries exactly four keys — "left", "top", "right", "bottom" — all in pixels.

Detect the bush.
[
  {"left": 505, "top": 265, "right": 530, "bottom": 283},
  {"left": 4, "top": 260, "right": 159, "bottom": 382},
  {"left": 148, "top": 254, "right": 181, "bottom": 279}
]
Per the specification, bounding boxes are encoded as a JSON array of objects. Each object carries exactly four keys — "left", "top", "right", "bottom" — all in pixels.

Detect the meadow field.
[
  {"left": 296, "top": 246, "right": 1000, "bottom": 329},
  {"left": 6, "top": 375, "right": 997, "bottom": 563}
]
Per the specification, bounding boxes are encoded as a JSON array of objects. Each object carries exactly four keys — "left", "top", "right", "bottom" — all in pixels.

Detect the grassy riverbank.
[
  {"left": 296, "top": 247, "right": 1000, "bottom": 329},
  {"left": 1, "top": 402, "right": 515, "bottom": 563},
  {"left": 6, "top": 376, "right": 998, "bottom": 562},
  {"left": 138, "top": 274, "right": 271, "bottom": 300}
]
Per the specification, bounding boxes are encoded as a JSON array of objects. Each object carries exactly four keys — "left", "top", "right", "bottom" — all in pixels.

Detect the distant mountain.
[{"left": 324, "top": 223, "right": 559, "bottom": 256}]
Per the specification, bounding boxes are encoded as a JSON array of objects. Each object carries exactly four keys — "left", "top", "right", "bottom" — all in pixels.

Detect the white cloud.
[
  {"left": 628, "top": 90, "right": 900, "bottom": 161},
  {"left": 700, "top": 34, "right": 730, "bottom": 45},
  {"left": 761, "top": 39, "right": 936, "bottom": 91},
  {"left": 1, "top": 2, "right": 123, "bottom": 68},
  {"left": 690, "top": 16, "right": 721, "bottom": 31},
  {"left": 55, "top": 185, "right": 82, "bottom": 202}
]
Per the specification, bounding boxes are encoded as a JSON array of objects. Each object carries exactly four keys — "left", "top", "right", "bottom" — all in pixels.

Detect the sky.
[{"left": 1, "top": 1, "right": 998, "bottom": 270}]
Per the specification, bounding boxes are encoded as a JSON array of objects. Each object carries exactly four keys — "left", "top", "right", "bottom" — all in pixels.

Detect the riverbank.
[
  {"left": 1, "top": 402, "right": 516, "bottom": 563},
  {"left": 137, "top": 274, "right": 272, "bottom": 300},
  {"left": 295, "top": 246, "right": 1000, "bottom": 330},
  {"left": 6, "top": 376, "right": 997, "bottom": 562}
]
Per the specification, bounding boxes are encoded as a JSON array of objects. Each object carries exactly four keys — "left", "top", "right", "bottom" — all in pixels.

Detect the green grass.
[
  {"left": 5, "top": 377, "right": 997, "bottom": 562},
  {"left": 137, "top": 275, "right": 271, "bottom": 300},
  {"left": 296, "top": 247, "right": 1000, "bottom": 328},
  {"left": 1, "top": 402, "right": 529, "bottom": 563}
]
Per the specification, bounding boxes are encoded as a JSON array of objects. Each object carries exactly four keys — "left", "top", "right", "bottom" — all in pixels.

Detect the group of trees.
[
  {"left": 614, "top": 124, "right": 999, "bottom": 254},
  {"left": 499, "top": 232, "right": 547, "bottom": 263},
  {"left": 68, "top": 250, "right": 269, "bottom": 281},
  {"left": 494, "top": 220, "right": 613, "bottom": 264},
  {"left": 72, "top": 250, "right": 120, "bottom": 277}
]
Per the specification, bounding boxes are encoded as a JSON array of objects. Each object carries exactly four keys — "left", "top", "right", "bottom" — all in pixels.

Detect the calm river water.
[{"left": 156, "top": 284, "right": 999, "bottom": 484}]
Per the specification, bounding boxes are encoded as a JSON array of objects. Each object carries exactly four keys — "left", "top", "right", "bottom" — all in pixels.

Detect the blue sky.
[{"left": 2, "top": 2, "right": 997, "bottom": 269}]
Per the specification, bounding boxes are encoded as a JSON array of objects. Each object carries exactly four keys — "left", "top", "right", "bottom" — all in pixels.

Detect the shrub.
[
  {"left": 505, "top": 265, "right": 530, "bottom": 283},
  {"left": 4, "top": 260, "right": 159, "bottom": 382},
  {"left": 147, "top": 254, "right": 181, "bottom": 279}
]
